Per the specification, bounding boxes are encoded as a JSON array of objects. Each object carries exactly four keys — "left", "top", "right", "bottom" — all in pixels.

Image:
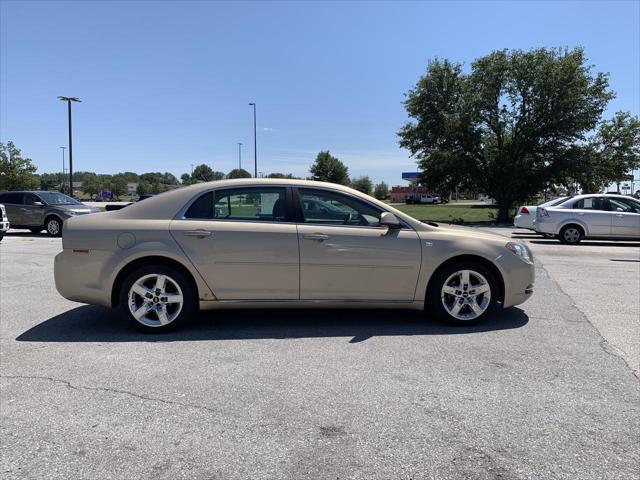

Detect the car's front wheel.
[
  {"left": 118, "top": 265, "right": 197, "bottom": 332},
  {"left": 427, "top": 261, "right": 499, "bottom": 326},
  {"left": 45, "top": 217, "right": 62, "bottom": 237}
]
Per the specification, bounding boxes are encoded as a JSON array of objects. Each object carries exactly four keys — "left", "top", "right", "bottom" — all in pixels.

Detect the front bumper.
[{"left": 495, "top": 253, "right": 535, "bottom": 308}]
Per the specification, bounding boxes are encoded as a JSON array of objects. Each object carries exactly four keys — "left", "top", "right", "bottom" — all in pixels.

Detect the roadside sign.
[{"left": 402, "top": 172, "right": 421, "bottom": 180}]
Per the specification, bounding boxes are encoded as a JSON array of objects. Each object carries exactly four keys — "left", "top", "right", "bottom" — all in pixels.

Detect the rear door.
[
  {"left": 607, "top": 198, "right": 640, "bottom": 237},
  {"left": 572, "top": 197, "right": 611, "bottom": 236},
  {"left": 170, "top": 186, "right": 300, "bottom": 300}
]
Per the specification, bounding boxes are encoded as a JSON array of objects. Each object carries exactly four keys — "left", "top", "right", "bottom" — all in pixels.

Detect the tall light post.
[
  {"left": 60, "top": 147, "right": 67, "bottom": 192},
  {"left": 248, "top": 102, "right": 257, "bottom": 177},
  {"left": 58, "top": 96, "right": 81, "bottom": 195},
  {"left": 237, "top": 142, "right": 243, "bottom": 170}
]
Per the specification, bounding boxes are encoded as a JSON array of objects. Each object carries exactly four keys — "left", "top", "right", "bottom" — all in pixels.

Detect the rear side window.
[
  {"left": 185, "top": 192, "right": 213, "bottom": 219},
  {"left": 573, "top": 197, "right": 606, "bottom": 211},
  {"left": 0, "top": 192, "right": 23, "bottom": 204},
  {"left": 214, "top": 187, "right": 287, "bottom": 222}
]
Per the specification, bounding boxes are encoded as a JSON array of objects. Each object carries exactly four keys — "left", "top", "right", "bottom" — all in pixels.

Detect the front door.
[
  {"left": 170, "top": 186, "right": 299, "bottom": 300},
  {"left": 23, "top": 193, "right": 46, "bottom": 226},
  {"left": 607, "top": 197, "right": 640, "bottom": 237},
  {"left": 295, "top": 188, "right": 422, "bottom": 301}
]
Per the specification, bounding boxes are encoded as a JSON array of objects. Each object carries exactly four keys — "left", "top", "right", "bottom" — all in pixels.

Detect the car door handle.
[
  {"left": 183, "top": 229, "right": 212, "bottom": 237},
  {"left": 303, "top": 233, "right": 329, "bottom": 241}
]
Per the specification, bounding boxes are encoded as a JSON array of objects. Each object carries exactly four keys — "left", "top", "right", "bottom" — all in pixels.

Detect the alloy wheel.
[
  {"left": 440, "top": 269, "right": 492, "bottom": 321},
  {"left": 563, "top": 228, "right": 581, "bottom": 243},
  {"left": 47, "top": 218, "right": 61, "bottom": 236},
  {"left": 127, "top": 273, "right": 184, "bottom": 327}
]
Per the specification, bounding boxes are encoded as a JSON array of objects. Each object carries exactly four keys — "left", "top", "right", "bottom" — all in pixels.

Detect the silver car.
[
  {"left": 54, "top": 179, "right": 535, "bottom": 332},
  {"left": 533, "top": 194, "right": 640, "bottom": 244},
  {"left": 0, "top": 191, "right": 100, "bottom": 236}
]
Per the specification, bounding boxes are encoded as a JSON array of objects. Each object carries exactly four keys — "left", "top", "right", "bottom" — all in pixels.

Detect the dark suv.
[{"left": 0, "top": 191, "right": 100, "bottom": 236}]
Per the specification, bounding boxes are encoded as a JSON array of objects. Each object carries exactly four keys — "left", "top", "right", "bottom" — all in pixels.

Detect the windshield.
[{"left": 38, "top": 192, "right": 81, "bottom": 205}]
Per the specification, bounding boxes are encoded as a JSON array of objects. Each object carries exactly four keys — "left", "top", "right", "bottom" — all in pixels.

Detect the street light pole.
[
  {"left": 237, "top": 142, "right": 242, "bottom": 170},
  {"left": 60, "top": 147, "right": 67, "bottom": 192},
  {"left": 249, "top": 103, "right": 257, "bottom": 177},
  {"left": 58, "top": 96, "right": 81, "bottom": 196}
]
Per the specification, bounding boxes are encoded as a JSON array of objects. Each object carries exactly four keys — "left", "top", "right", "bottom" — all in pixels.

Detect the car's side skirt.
[{"left": 199, "top": 300, "right": 425, "bottom": 311}]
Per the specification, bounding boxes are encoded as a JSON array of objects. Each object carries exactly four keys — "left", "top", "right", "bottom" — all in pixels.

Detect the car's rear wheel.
[
  {"left": 559, "top": 225, "right": 583, "bottom": 244},
  {"left": 118, "top": 265, "right": 196, "bottom": 332},
  {"left": 45, "top": 217, "right": 62, "bottom": 237},
  {"left": 427, "top": 261, "right": 499, "bottom": 326}
]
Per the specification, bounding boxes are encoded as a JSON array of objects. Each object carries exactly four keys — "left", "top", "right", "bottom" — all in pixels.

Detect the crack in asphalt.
[{"left": 0, "top": 374, "right": 219, "bottom": 415}]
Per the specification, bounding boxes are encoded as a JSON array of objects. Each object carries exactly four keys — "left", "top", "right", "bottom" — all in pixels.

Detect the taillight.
[{"left": 520, "top": 206, "right": 529, "bottom": 214}]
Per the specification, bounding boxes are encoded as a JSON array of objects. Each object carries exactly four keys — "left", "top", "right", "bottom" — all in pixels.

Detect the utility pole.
[
  {"left": 58, "top": 96, "right": 81, "bottom": 195},
  {"left": 249, "top": 102, "right": 257, "bottom": 177},
  {"left": 237, "top": 142, "right": 243, "bottom": 170},
  {"left": 60, "top": 147, "right": 67, "bottom": 192}
]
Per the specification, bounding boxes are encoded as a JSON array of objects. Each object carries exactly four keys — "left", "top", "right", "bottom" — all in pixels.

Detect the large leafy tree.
[
  {"left": 190, "top": 164, "right": 224, "bottom": 182},
  {"left": 0, "top": 142, "right": 39, "bottom": 190},
  {"left": 226, "top": 168, "right": 252, "bottom": 179},
  {"left": 309, "top": 151, "right": 349, "bottom": 185},
  {"left": 373, "top": 181, "right": 389, "bottom": 200},
  {"left": 398, "top": 48, "right": 614, "bottom": 222},
  {"left": 350, "top": 176, "right": 373, "bottom": 195}
]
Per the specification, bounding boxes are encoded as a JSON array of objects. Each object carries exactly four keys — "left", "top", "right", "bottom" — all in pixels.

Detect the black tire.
[
  {"left": 117, "top": 264, "right": 197, "bottom": 333},
  {"left": 558, "top": 224, "right": 583, "bottom": 245},
  {"left": 426, "top": 260, "right": 499, "bottom": 326},
  {"left": 45, "top": 216, "right": 62, "bottom": 237},
  {"left": 30, "top": 228, "right": 43, "bottom": 234},
  {"left": 0, "top": 234, "right": 3, "bottom": 242}
]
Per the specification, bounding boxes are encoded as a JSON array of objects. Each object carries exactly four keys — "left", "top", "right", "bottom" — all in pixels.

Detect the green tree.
[
  {"left": 137, "top": 181, "right": 151, "bottom": 196},
  {"left": 267, "top": 172, "right": 297, "bottom": 179},
  {"left": 226, "top": 168, "right": 252, "bottom": 179},
  {"left": 180, "top": 173, "right": 192, "bottom": 185},
  {"left": 82, "top": 173, "right": 101, "bottom": 198},
  {"left": 398, "top": 48, "right": 613, "bottom": 222},
  {"left": 350, "top": 176, "right": 373, "bottom": 195},
  {"left": 108, "top": 176, "right": 127, "bottom": 199},
  {"left": 572, "top": 112, "right": 640, "bottom": 192},
  {"left": 373, "top": 181, "right": 389, "bottom": 200},
  {"left": 309, "top": 150, "right": 349, "bottom": 185},
  {"left": 0, "top": 142, "right": 39, "bottom": 190},
  {"left": 191, "top": 164, "right": 221, "bottom": 182}
]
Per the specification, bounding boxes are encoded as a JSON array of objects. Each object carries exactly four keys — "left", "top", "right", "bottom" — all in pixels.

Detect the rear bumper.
[
  {"left": 54, "top": 249, "right": 122, "bottom": 307},
  {"left": 513, "top": 214, "right": 533, "bottom": 229}
]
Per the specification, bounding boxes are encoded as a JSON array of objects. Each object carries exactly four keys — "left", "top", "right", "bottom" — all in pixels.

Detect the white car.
[
  {"left": 533, "top": 194, "right": 640, "bottom": 244},
  {"left": 514, "top": 197, "right": 570, "bottom": 232},
  {"left": 0, "top": 204, "right": 9, "bottom": 241}
]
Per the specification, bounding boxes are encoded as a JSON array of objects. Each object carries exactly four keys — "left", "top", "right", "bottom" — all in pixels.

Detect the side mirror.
[
  {"left": 380, "top": 212, "right": 401, "bottom": 229},
  {"left": 33, "top": 201, "right": 44, "bottom": 207}
]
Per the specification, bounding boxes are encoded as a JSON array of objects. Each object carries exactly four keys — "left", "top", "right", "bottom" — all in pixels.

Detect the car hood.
[
  {"left": 53, "top": 204, "right": 101, "bottom": 214},
  {"left": 419, "top": 222, "right": 509, "bottom": 243}
]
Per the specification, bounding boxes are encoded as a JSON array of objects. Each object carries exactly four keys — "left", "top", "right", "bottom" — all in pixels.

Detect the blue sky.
[{"left": 1, "top": 0, "right": 639, "bottom": 186}]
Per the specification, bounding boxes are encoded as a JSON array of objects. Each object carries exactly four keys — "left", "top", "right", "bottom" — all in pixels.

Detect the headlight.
[{"left": 505, "top": 242, "right": 532, "bottom": 263}]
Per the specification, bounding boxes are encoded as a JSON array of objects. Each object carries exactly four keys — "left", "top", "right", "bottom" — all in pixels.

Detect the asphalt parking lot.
[{"left": 1, "top": 229, "right": 639, "bottom": 479}]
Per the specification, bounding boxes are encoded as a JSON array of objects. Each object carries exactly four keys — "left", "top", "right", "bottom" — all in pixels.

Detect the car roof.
[{"left": 108, "top": 178, "right": 425, "bottom": 227}]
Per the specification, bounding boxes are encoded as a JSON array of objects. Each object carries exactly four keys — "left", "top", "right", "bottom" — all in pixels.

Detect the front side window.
[
  {"left": 298, "top": 188, "right": 382, "bottom": 227},
  {"left": 24, "top": 194, "right": 39, "bottom": 205},
  {"left": 185, "top": 188, "right": 287, "bottom": 222},
  {"left": 608, "top": 198, "right": 640, "bottom": 213},
  {"left": 573, "top": 197, "right": 606, "bottom": 211}
]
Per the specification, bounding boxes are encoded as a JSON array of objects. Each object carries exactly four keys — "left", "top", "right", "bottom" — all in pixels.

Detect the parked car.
[
  {"left": 406, "top": 193, "right": 441, "bottom": 204},
  {"left": 514, "top": 197, "right": 570, "bottom": 235},
  {"left": 533, "top": 194, "right": 640, "bottom": 244},
  {"left": 55, "top": 179, "right": 535, "bottom": 332},
  {"left": 0, "top": 204, "right": 9, "bottom": 241},
  {"left": 0, "top": 191, "right": 101, "bottom": 236}
]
